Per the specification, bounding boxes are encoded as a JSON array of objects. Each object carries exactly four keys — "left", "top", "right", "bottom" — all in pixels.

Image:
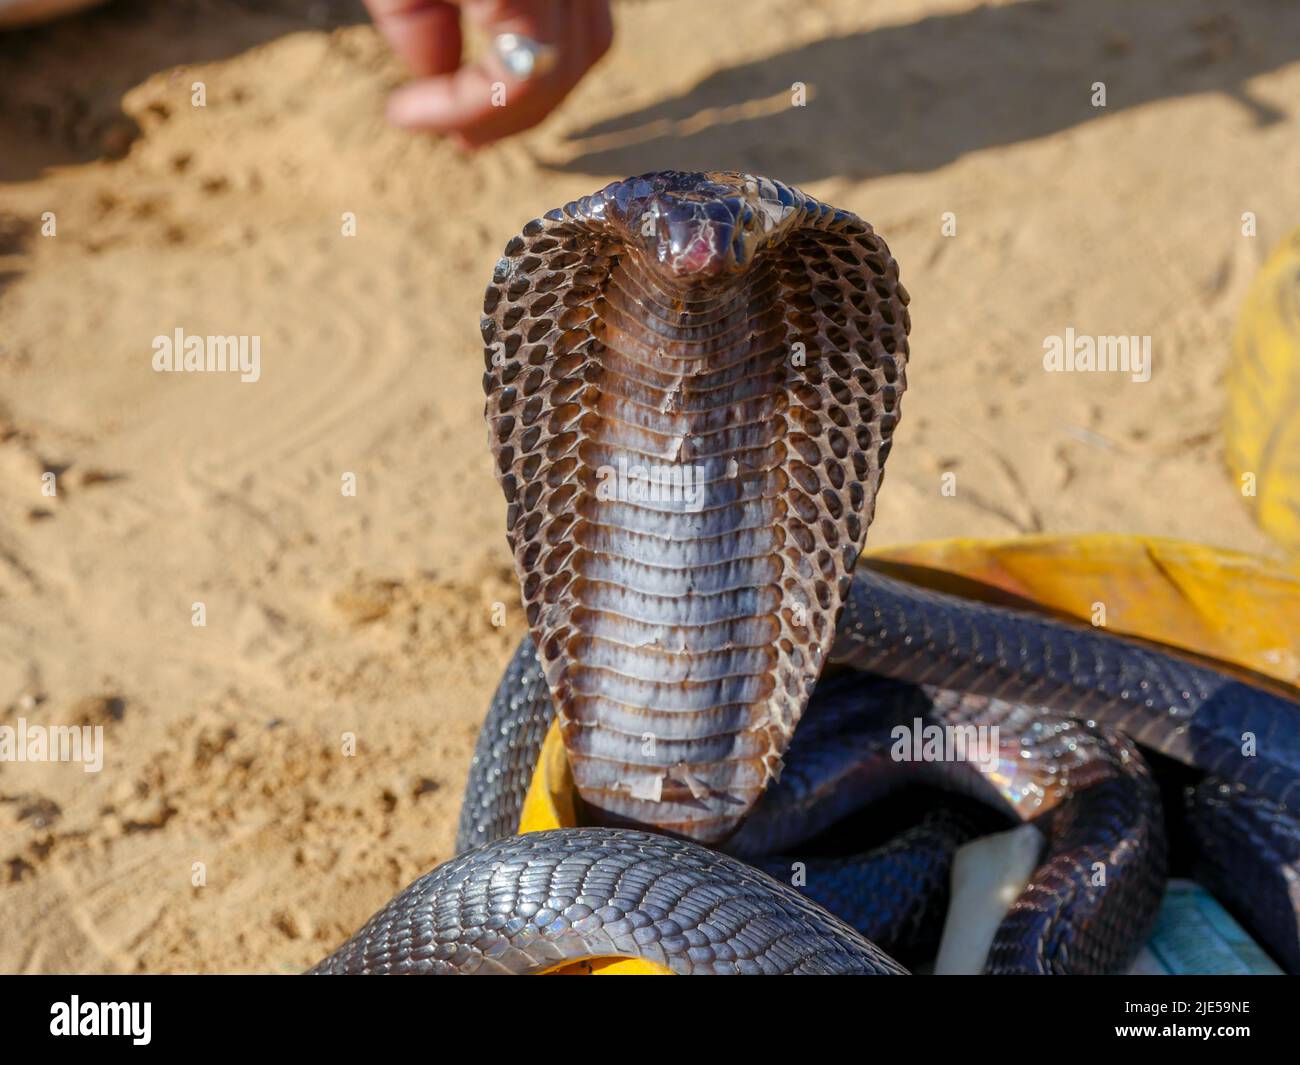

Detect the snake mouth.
[{"left": 482, "top": 172, "right": 910, "bottom": 844}]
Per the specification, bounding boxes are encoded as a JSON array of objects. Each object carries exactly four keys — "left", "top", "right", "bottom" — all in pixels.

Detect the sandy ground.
[{"left": 0, "top": 0, "right": 1297, "bottom": 973}]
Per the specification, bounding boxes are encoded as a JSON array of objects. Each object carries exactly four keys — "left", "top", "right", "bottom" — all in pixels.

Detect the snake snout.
[{"left": 655, "top": 200, "right": 745, "bottom": 279}]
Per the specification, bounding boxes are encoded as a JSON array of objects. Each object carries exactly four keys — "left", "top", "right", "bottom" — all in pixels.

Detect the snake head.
[{"left": 600, "top": 171, "right": 802, "bottom": 282}]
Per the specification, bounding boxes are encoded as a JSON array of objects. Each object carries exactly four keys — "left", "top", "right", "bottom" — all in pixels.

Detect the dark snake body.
[
  {"left": 315, "top": 173, "right": 1300, "bottom": 975},
  {"left": 310, "top": 827, "right": 905, "bottom": 975}
]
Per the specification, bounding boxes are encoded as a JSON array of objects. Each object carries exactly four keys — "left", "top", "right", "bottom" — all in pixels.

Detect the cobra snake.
[{"left": 312, "top": 172, "right": 1300, "bottom": 975}]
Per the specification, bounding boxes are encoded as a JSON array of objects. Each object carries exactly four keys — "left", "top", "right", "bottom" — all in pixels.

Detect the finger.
[
  {"left": 459, "top": 0, "right": 612, "bottom": 144},
  {"left": 386, "top": 0, "right": 576, "bottom": 142},
  {"left": 363, "top": 0, "right": 463, "bottom": 77}
]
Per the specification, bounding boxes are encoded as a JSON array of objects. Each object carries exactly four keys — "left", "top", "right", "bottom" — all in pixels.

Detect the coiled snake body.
[{"left": 313, "top": 173, "right": 1300, "bottom": 975}]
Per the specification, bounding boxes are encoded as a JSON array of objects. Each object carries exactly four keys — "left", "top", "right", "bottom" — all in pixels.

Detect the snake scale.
[{"left": 312, "top": 172, "right": 1300, "bottom": 976}]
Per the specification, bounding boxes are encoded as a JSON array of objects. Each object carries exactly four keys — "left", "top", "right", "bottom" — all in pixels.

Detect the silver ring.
[{"left": 491, "top": 33, "right": 559, "bottom": 81}]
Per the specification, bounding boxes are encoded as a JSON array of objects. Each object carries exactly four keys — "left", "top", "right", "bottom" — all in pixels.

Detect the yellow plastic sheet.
[
  {"left": 1227, "top": 228, "right": 1300, "bottom": 553},
  {"left": 516, "top": 535, "right": 1300, "bottom": 973},
  {"left": 862, "top": 534, "right": 1300, "bottom": 687},
  {"left": 518, "top": 718, "right": 671, "bottom": 975}
]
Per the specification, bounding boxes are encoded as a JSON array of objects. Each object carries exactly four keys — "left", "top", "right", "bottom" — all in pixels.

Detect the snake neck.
[{"left": 544, "top": 250, "right": 800, "bottom": 840}]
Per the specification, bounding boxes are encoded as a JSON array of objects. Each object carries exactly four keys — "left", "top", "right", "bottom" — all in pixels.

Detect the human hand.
[{"left": 362, "top": 0, "right": 614, "bottom": 148}]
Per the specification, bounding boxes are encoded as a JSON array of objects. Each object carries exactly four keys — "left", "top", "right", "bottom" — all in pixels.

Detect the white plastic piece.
[{"left": 933, "top": 822, "right": 1045, "bottom": 975}]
